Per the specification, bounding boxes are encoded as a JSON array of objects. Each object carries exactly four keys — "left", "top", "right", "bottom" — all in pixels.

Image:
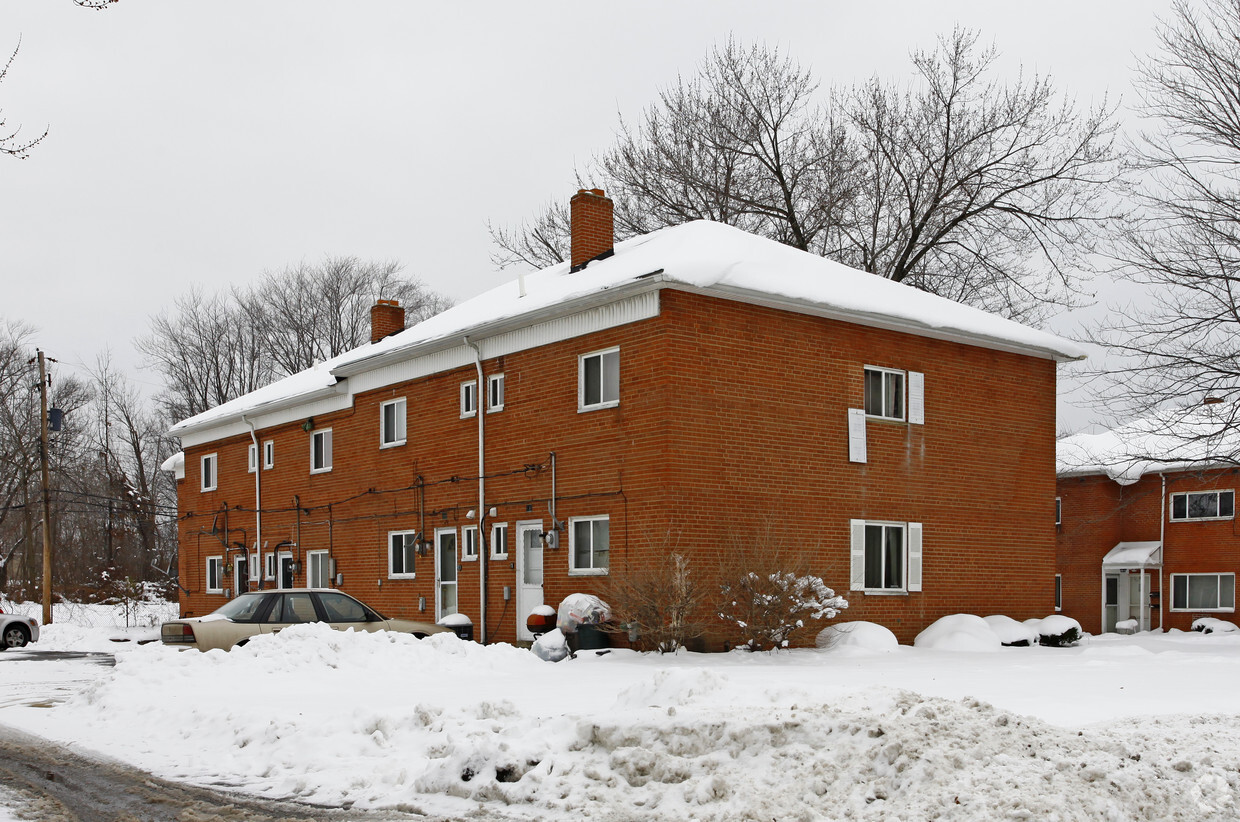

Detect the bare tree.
[
  {"left": 491, "top": 34, "right": 1120, "bottom": 321},
  {"left": 1093, "top": 0, "right": 1240, "bottom": 430},
  {"left": 602, "top": 552, "right": 708, "bottom": 653},
  {"left": 0, "top": 39, "right": 47, "bottom": 160}
]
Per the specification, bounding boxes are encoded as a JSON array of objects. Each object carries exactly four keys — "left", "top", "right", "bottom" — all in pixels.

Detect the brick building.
[
  {"left": 1057, "top": 407, "right": 1240, "bottom": 634},
  {"left": 165, "top": 189, "right": 1084, "bottom": 646}
]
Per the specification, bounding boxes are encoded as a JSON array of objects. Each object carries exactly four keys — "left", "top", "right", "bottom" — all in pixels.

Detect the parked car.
[
  {"left": 160, "top": 588, "right": 456, "bottom": 651},
  {"left": 0, "top": 608, "right": 40, "bottom": 650}
]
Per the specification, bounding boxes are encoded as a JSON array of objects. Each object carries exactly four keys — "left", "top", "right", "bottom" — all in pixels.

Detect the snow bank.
[
  {"left": 1194, "top": 617, "right": 1239, "bottom": 634},
  {"left": 914, "top": 614, "right": 1002, "bottom": 652},
  {"left": 816, "top": 621, "right": 899, "bottom": 653},
  {"left": 983, "top": 615, "right": 1038, "bottom": 646}
]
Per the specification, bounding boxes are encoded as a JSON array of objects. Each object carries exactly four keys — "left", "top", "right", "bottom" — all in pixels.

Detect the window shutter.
[
  {"left": 850, "top": 519, "right": 866, "bottom": 590},
  {"left": 848, "top": 408, "right": 867, "bottom": 463},
  {"left": 908, "top": 371, "right": 925, "bottom": 425},
  {"left": 907, "top": 522, "right": 923, "bottom": 592}
]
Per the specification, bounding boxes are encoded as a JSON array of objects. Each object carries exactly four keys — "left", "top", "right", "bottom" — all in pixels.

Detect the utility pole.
[{"left": 36, "top": 350, "right": 53, "bottom": 626}]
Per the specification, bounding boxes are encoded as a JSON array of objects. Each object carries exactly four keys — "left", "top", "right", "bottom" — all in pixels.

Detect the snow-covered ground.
[{"left": 4, "top": 603, "right": 1240, "bottom": 820}]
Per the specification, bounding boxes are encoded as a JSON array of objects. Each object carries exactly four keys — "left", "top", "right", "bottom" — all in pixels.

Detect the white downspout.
[
  {"left": 1159, "top": 473, "right": 1167, "bottom": 631},
  {"left": 242, "top": 415, "right": 261, "bottom": 593},
  {"left": 464, "top": 337, "right": 487, "bottom": 644}
]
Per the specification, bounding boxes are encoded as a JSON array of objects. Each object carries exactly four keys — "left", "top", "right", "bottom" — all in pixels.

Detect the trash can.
[{"left": 575, "top": 624, "right": 609, "bottom": 650}]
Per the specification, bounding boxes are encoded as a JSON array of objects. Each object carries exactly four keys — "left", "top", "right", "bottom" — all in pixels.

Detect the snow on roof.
[
  {"left": 1102, "top": 541, "right": 1162, "bottom": 569},
  {"left": 1057, "top": 403, "right": 1240, "bottom": 484},
  {"left": 159, "top": 451, "right": 185, "bottom": 480},
  {"left": 173, "top": 220, "right": 1086, "bottom": 435}
]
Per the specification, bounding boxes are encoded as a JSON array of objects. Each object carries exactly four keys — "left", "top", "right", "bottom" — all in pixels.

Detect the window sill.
[
  {"left": 487, "top": 406, "right": 504, "bottom": 414},
  {"left": 462, "top": 556, "right": 478, "bottom": 563},
  {"left": 864, "top": 414, "right": 907, "bottom": 424},
  {"left": 460, "top": 412, "right": 477, "bottom": 420},
  {"left": 569, "top": 569, "right": 609, "bottom": 576},
  {"left": 388, "top": 574, "right": 416, "bottom": 581},
  {"left": 201, "top": 487, "right": 217, "bottom": 493},
  {"left": 578, "top": 401, "right": 619, "bottom": 414},
  {"left": 1171, "top": 607, "right": 1234, "bottom": 613},
  {"left": 862, "top": 589, "right": 908, "bottom": 596},
  {"left": 380, "top": 441, "right": 406, "bottom": 450},
  {"left": 1170, "top": 517, "right": 1235, "bottom": 523},
  {"left": 491, "top": 554, "right": 508, "bottom": 561},
  {"left": 310, "top": 467, "right": 332, "bottom": 475}
]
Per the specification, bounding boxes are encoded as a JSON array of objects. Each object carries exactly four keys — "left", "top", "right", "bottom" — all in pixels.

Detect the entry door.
[
  {"left": 233, "top": 555, "right": 250, "bottom": 597},
  {"left": 436, "top": 528, "right": 458, "bottom": 620},
  {"left": 1128, "top": 571, "right": 1150, "bottom": 631},
  {"left": 516, "top": 521, "right": 544, "bottom": 641},
  {"left": 279, "top": 553, "right": 294, "bottom": 589},
  {"left": 1104, "top": 573, "right": 1119, "bottom": 633}
]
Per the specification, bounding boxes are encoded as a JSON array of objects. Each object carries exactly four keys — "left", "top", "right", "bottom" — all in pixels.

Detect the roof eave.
[{"left": 168, "top": 381, "right": 348, "bottom": 439}]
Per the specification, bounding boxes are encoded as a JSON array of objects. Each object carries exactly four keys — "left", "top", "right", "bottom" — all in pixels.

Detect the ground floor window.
[
  {"left": 206, "top": 556, "right": 224, "bottom": 594},
  {"left": 850, "top": 519, "right": 922, "bottom": 592},
  {"left": 569, "top": 515, "right": 609, "bottom": 574},
  {"left": 1055, "top": 574, "right": 1062, "bottom": 611},
  {"left": 307, "top": 550, "right": 331, "bottom": 588},
  {"left": 1171, "top": 573, "right": 1235, "bottom": 611}
]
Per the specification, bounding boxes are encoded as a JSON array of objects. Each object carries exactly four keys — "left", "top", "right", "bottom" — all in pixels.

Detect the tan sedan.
[{"left": 160, "top": 588, "right": 455, "bottom": 651}]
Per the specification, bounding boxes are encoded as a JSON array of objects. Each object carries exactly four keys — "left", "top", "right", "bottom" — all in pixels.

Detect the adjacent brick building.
[
  {"left": 165, "top": 190, "right": 1084, "bottom": 646},
  {"left": 1057, "top": 408, "right": 1240, "bottom": 634}
]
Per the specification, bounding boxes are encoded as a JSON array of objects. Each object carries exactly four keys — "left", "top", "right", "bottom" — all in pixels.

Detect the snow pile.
[
  {"left": 1029, "top": 614, "right": 1083, "bottom": 646},
  {"left": 914, "top": 614, "right": 1002, "bottom": 652},
  {"left": 983, "top": 615, "right": 1038, "bottom": 646},
  {"left": 816, "top": 621, "right": 899, "bottom": 653},
  {"left": 1194, "top": 617, "right": 1239, "bottom": 634}
]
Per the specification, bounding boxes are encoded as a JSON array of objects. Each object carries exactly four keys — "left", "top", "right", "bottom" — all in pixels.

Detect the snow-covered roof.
[
  {"left": 1102, "top": 541, "right": 1162, "bottom": 569},
  {"left": 159, "top": 451, "right": 185, "bottom": 480},
  {"left": 1057, "top": 403, "right": 1240, "bottom": 484},
  {"left": 172, "top": 220, "right": 1086, "bottom": 437}
]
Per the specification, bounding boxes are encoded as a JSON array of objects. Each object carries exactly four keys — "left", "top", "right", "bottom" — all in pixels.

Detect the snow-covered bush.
[
  {"left": 982, "top": 614, "right": 1038, "bottom": 647},
  {"left": 602, "top": 553, "right": 706, "bottom": 653},
  {"left": 1031, "top": 614, "right": 1082, "bottom": 647},
  {"left": 816, "top": 620, "right": 898, "bottom": 652},
  {"left": 914, "top": 614, "right": 1001, "bottom": 651},
  {"left": 1192, "top": 617, "right": 1240, "bottom": 634},
  {"left": 718, "top": 570, "right": 847, "bottom": 651}
]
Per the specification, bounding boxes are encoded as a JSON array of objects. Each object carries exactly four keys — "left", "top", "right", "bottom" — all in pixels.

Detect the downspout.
[
  {"left": 1159, "top": 473, "right": 1167, "bottom": 631},
  {"left": 464, "top": 336, "right": 487, "bottom": 644},
  {"left": 242, "top": 415, "right": 261, "bottom": 592}
]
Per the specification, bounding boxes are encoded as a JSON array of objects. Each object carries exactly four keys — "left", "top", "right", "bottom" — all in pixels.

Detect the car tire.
[{"left": 3, "top": 624, "right": 30, "bottom": 649}]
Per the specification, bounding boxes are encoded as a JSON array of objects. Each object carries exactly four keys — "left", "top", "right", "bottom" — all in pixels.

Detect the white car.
[
  {"left": 0, "top": 608, "right": 40, "bottom": 650},
  {"left": 160, "top": 589, "right": 455, "bottom": 651}
]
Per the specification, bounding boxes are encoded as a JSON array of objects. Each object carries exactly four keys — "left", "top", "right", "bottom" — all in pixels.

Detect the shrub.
[
  {"left": 718, "top": 570, "right": 847, "bottom": 651},
  {"left": 602, "top": 553, "right": 707, "bottom": 653}
]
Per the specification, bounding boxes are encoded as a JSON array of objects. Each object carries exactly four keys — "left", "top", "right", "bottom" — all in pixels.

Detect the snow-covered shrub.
[
  {"left": 718, "top": 570, "right": 847, "bottom": 651},
  {"left": 982, "top": 615, "right": 1038, "bottom": 647},
  {"left": 816, "top": 621, "right": 898, "bottom": 652},
  {"left": 1032, "top": 614, "right": 1082, "bottom": 647},
  {"left": 602, "top": 553, "right": 706, "bottom": 653},
  {"left": 914, "top": 614, "right": 1001, "bottom": 651},
  {"left": 1192, "top": 617, "right": 1240, "bottom": 634}
]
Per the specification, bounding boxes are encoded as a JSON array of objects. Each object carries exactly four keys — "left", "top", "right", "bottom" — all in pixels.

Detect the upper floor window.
[
  {"left": 488, "top": 374, "right": 505, "bottom": 413},
  {"left": 200, "top": 453, "right": 218, "bottom": 492},
  {"left": 263, "top": 440, "right": 274, "bottom": 470},
  {"left": 579, "top": 347, "right": 619, "bottom": 411},
  {"left": 388, "top": 530, "right": 418, "bottom": 579},
  {"left": 1170, "top": 490, "right": 1234, "bottom": 521},
  {"left": 461, "top": 381, "right": 477, "bottom": 418},
  {"left": 248, "top": 443, "right": 258, "bottom": 474},
  {"left": 1171, "top": 573, "right": 1235, "bottom": 612},
  {"left": 570, "top": 515, "right": 610, "bottom": 574},
  {"left": 864, "top": 366, "right": 904, "bottom": 420},
  {"left": 310, "top": 429, "right": 333, "bottom": 474},
  {"left": 380, "top": 398, "right": 407, "bottom": 448}
]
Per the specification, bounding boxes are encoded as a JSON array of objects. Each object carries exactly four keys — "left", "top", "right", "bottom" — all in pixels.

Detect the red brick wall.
[
  {"left": 176, "top": 288, "right": 1060, "bottom": 645},
  {"left": 1057, "top": 467, "right": 1240, "bottom": 633}
]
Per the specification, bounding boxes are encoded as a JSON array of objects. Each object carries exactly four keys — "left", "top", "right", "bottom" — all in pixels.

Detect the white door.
[
  {"left": 516, "top": 520, "right": 544, "bottom": 641},
  {"left": 436, "top": 528, "right": 458, "bottom": 620}
]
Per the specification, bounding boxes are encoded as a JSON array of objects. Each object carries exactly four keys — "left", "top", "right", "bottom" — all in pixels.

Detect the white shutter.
[
  {"left": 907, "top": 522, "right": 923, "bottom": 592},
  {"left": 908, "top": 371, "right": 925, "bottom": 425},
  {"left": 249, "top": 552, "right": 260, "bottom": 580},
  {"left": 848, "top": 408, "right": 867, "bottom": 463},
  {"left": 850, "top": 519, "right": 866, "bottom": 591}
]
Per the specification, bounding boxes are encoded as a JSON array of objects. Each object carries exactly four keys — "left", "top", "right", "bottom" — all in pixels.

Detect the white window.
[
  {"left": 1170, "top": 490, "right": 1234, "bottom": 521},
  {"left": 462, "top": 526, "right": 479, "bottom": 561},
  {"left": 389, "top": 530, "right": 418, "bottom": 579},
  {"left": 864, "top": 366, "right": 904, "bottom": 420},
  {"left": 248, "top": 443, "right": 258, "bottom": 473},
  {"left": 1055, "top": 497, "right": 1062, "bottom": 526},
  {"left": 488, "top": 374, "right": 505, "bottom": 413},
  {"left": 311, "top": 429, "right": 332, "bottom": 474},
  {"left": 1171, "top": 573, "right": 1235, "bottom": 611},
  {"left": 249, "top": 552, "right": 260, "bottom": 581},
  {"left": 307, "top": 550, "right": 331, "bottom": 588},
  {"left": 579, "top": 348, "right": 619, "bottom": 411},
  {"left": 1054, "top": 574, "right": 1062, "bottom": 612},
  {"left": 206, "top": 556, "right": 224, "bottom": 594},
  {"left": 491, "top": 522, "right": 508, "bottom": 560},
  {"left": 200, "top": 453, "right": 218, "bottom": 492},
  {"left": 460, "top": 381, "right": 477, "bottom": 418},
  {"left": 850, "top": 520, "right": 922, "bottom": 593},
  {"left": 264, "top": 552, "right": 277, "bottom": 580},
  {"left": 569, "top": 515, "right": 609, "bottom": 574},
  {"left": 263, "top": 440, "right": 274, "bottom": 470},
  {"left": 380, "top": 398, "right": 407, "bottom": 448}
]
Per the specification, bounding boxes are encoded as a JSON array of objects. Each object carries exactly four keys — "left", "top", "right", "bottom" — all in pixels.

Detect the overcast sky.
[{"left": 0, "top": 1, "right": 1171, "bottom": 430}]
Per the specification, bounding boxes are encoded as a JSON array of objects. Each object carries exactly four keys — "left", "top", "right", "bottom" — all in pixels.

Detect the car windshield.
[{"left": 209, "top": 593, "right": 270, "bottom": 622}]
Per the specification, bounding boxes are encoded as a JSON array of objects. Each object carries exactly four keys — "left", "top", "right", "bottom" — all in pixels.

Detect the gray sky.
[{"left": 0, "top": 1, "right": 1170, "bottom": 428}]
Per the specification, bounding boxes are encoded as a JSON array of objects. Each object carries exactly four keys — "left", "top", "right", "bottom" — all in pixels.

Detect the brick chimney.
[
  {"left": 370, "top": 299, "right": 405, "bottom": 343},
  {"left": 570, "top": 188, "right": 614, "bottom": 272}
]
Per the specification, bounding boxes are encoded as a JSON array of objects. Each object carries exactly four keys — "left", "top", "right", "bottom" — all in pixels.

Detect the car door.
[
  {"left": 257, "top": 592, "right": 320, "bottom": 637},
  {"left": 313, "top": 591, "right": 383, "bottom": 634}
]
